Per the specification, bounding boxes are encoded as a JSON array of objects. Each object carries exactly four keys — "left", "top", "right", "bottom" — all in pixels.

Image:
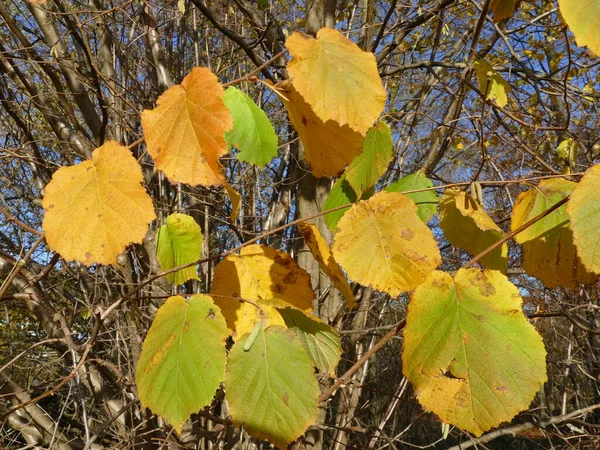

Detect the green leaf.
[
  {"left": 403, "top": 269, "right": 547, "bottom": 437},
  {"left": 386, "top": 172, "right": 438, "bottom": 222},
  {"left": 439, "top": 189, "right": 507, "bottom": 272},
  {"left": 225, "top": 326, "right": 319, "bottom": 448},
  {"left": 323, "top": 174, "right": 357, "bottom": 232},
  {"left": 278, "top": 307, "right": 342, "bottom": 376},
  {"left": 567, "top": 163, "right": 600, "bottom": 273},
  {"left": 559, "top": 0, "right": 600, "bottom": 56},
  {"left": 473, "top": 59, "right": 511, "bottom": 107},
  {"left": 156, "top": 213, "right": 202, "bottom": 284},
  {"left": 136, "top": 295, "right": 228, "bottom": 433},
  {"left": 223, "top": 87, "right": 278, "bottom": 167},
  {"left": 344, "top": 121, "right": 394, "bottom": 196}
]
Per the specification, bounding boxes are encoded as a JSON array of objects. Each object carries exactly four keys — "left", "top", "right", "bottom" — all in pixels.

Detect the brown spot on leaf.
[
  {"left": 401, "top": 229, "right": 414, "bottom": 241},
  {"left": 494, "top": 385, "right": 508, "bottom": 392},
  {"left": 146, "top": 349, "right": 164, "bottom": 372},
  {"left": 48, "top": 204, "right": 55, "bottom": 209},
  {"left": 206, "top": 308, "right": 216, "bottom": 320},
  {"left": 283, "top": 271, "right": 299, "bottom": 285},
  {"left": 301, "top": 116, "right": 308, "bottom": 126},
  {"left": 282, "top": 392, "right": 289, "bottom": 406},
  {"left": 85, "top": 252, "right": 92, "bottom": 260},
  {"left": 274, "top": 254, "right": 291, "bottom": 266},
  {"left": 471, "top": 271, "right": 496, "bottom": 296},
  {"left": 272, "top": 283, "right": 285, "bottom": 294},
  {"left": 97, "top": 213, "right": 102, "bottom": 218}
]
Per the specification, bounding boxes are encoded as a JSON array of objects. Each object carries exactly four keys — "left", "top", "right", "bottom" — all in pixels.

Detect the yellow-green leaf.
[
  {"left": 511, "top": 179, "right": 596, "bottom": 288},
  {"left": 141, "top": 67, "right": 233, "bottom": 186},
  {"left": 280, "top": 81, "right": 363, "bottom": 177},
  {"left": 285, "top": 27, "right": 386, "bottom": 135},
  {"left": 473, "top": 59, "right": 511, "bottom": 107},
  {"left": 156, "top": 213, "right": 202, "bottom": 284},
  {"left": 344, "top": 121, "right": 394, "bottom": 196},
  {"left": 559, "top": 0, "right": 600, "bottom": 56},
  {"left": 135, "top": 295, "right": 228, "bottom": 433},
  {"left": 298, "top": 222, "right": 356, "bottom": 309},
  {"left": 332, "top": 191, "right": 441, "bottom": 296},
  {"left": 567, "top": 163, "right": 600, "bottom": 273},
  {"left": 403, "top": 269, "right": 547, "bottom": 437},
  {"left": 439, "top": 189, "right": 507, "bottom": 272},
  {"left": 278, "top": 307, "right": 342, "bottom": 376},
  {"left": 225, "top": 326, "right": 319, "bottom": 449},
  {"left": 386, "top": 172, "right": 438, "bottom": 222},
  {"left": 42, "top": 141, "right": 156, "bottom": 266},
  {"left": 323, "top": 174, "right": 357, "bottom": 232},
  {"left": 209, "top": 245, "right": 314, "bottom": 337}
]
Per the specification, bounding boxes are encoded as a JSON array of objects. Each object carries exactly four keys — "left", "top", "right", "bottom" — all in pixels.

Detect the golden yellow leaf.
[
  {"left": 297, "top": 222, "right": 357, "bottom": 310},
  {"left": 439, "top": 189, "right": 507, "bottom": 272},
  {"left": 332, "top": 191, "right": 441, "bottom": 296},
  {"left": 559, "top": 0, "right": 600, "bottom": 56},
  {"left": 511, "top": 179, "right": 596, "bottom": 288},
  {"left": 473, "top": 59, "right": 511, "bottom": 107},
  {"left": 224, "top": 180, "right": 241, "bottom": 223},
  {"left": 490, "top": 0, "right": 518, "bottom": 22},
  {"left": 403, "top": 269, "right": 547, "bottom": 437},
  {"left": 279, "top": 81, "right": 363, "bottom": 177},
  {"left": 209, "top": 245, "right": 315, "bottom": 337},
  {"left": 42, "top": 141, "right": 155, "bottom": 266},
  {"left": 285, "top": 28, "right": 386, "bottom": 135},
  {"left": 141, "top": 67, "right": 233, "bottom": 186}
]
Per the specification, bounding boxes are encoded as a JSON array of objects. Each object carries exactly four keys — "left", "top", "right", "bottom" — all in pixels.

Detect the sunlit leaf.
[
  {"left": 512, "top": 179, "right": 596, "bottom": 288},
  {"left": 559, "top": 0, "right": 600, "bottom": 56},
  {"left": 224, "top": 180, "right": 241, "bottom": 223},
  {"left": 567, "top": 163, "right": 600, "bottom": 273},
  {"left": 473, "top": 59, "right": 511, "bottom": 107},
  {"left": 136, "top": 295, "right": 228, "bottom": 433},
  {"left": 225, "top": 326, "right": 319, "bottom": 448},
  {"left": 42, "top": 141, "right": 155, "bottom": 266},
  {"left": 439, "top": 189, "right": 507, "bottom": 272},
  {"left": 209, "top": 244, "right": 314, "bottom": 337},
  {"left": 278, "top": 307, "right": 342, "bottom": 376},
  {"left": 223, "top": 87, "right": 278, "bottom": 167},
  {"left": 490, "top": 0, "right": 518, "bottom": 22},
  {"left": 332, "top": 191, "right": 441, "bottom": 296},
  {"left": 285, "top": 27, "right": 386, "bottom": 134},
  {"left": 386, "top": 172, "right": 438, "bottom": 222},
  {"left": 344, "top": 121, "right": 394, "bottom": 196},
  {"left": 280, "top": 81, "right": 363, "bottom": 177},
  {"left": 323, "top": 175, "right": 357, "bottom": 232},
  {"left": 298, "top": 222, "right": 356, "bottom": 309},
  {"left": 403, "top": 269, "right": 547, "bottom": 437},
  {"left": 141, "top": 67, "right": 233, "bottom": 186},
  {"left": 156, "top": 214, "right": 202, "bottom": 284}
]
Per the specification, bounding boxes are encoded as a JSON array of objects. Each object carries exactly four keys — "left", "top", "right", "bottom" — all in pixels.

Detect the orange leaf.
[
  {"left": 285, "top": 28, "right": 386, "bottom": 134},
  {"left": 42, "top": 141, "right": 155, "bottom": 265},
  {"left": 141, "top": 67, "right": 233, "bottom": 186}
]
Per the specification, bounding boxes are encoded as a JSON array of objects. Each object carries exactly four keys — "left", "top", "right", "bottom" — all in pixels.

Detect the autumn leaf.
[
  {"left": 512, "top": 179, "right": 596, "bottom": 288},
  {"left": 156, "top": 213, "right": 202, "bottom": 284},
  {"left": 567, "top": 163, "right": 600, "bottom": 273},
  {"left": 224, "top": 180, "right": 241, "bottom": 223},
  {"left": 439, "top": 189, "right": 508, "bottom": 272},
  {"left": 209, "top": 244, "right": 314, "bottom": 337},
  {"left": 474, "top": 59, "right": 511, "bottom": 107},
  {"left": 135, "top": 295, "right": 228, "bottom": 433},
  {"left": 280, "top": 81, "right": 363, "bottom": 177},
  {"left": 225, "top": 326, "right": 319, "bottom": 449},
  {"left": 278, "top": 307, "right": 342, "bottom": 376},
  {"left": 386, "top": 172, "right": 438, "bottom": 222},
  {"left": 344, "top": 121, "right": 394, "bottom": 197},
  {"left": 42, "top": 141, "right": 155, "bottom": 266},
  {"left": 223, "top": 87, "right": 278, "bottom": 167},
  {"left": 141, "top": 67, "right": 233, "bottom": 186},
  {"left": 403, "top": 269, "right": 547, "bottom": 437},
  {"left": 490, "top": 0, "right": 519, "bottom": 22},
  {"left": 332, "top": 191, "right": 441, "bottom": 296},
  {"left": 323, "top": 175, "right": 358, "bottom": 232},
  {"left": 298, "top": 222, "right": 356, "bottom": 309},
  {"left": 559, "top": 0, "right": 600, "bottom": 56}
]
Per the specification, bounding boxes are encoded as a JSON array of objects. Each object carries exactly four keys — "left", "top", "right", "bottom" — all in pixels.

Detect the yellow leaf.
[
  {"left": 42, "top": 141, "right": 155, "bottom": 265},
  {"left": 279, "top": 81, "right": 363, "bottom": 177},
  {"left": 473, "top": 59, "right": 511, "bottom": 107},
  {"left": 439, "top": 189, "right": 507, "bottom": 272},
  {"left": 285, "top": 28, "right": 386, "bottom": 135},
  {"left": 141, "top": 67, "right": 233, "bottom": 186},
  {"left": 511, "top": 179, "right": 596, "bottom": 288},
  {"left": 209, "top": 245, "right": 315, "bottom": 337},
  {"left": 297, "top": 222, "right": 357, "bottom": 310},
  {"left": 567, "top": 163, "right": 600, "bottom": 273},
  {"left": 403, "top": 269, "right": 547, "bottom": 437},
  {"left": 224, "top": 180, "right": 241, "bottom": 223},
  {"left": 559, "top": 0, "right": 600, "bottom": 56},
  {"left": 490, "top": 0, "right": 518, "bottom": 22},
  {"left": 332, "top": 191, "right": 441, "bottom": 296}
]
